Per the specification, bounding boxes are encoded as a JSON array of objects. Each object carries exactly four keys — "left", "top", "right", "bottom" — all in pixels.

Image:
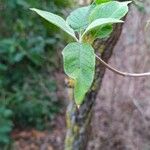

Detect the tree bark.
[
  {"left": 89, "top": 1, "right": 150, "bottom": 149},
  {"left": 65, "top": 1, "right": 128, "bottom": 150}
]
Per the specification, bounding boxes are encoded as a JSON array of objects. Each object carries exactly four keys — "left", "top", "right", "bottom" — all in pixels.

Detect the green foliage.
[
  {"left": 32, "top": 1, "right": 130, "bottom": 105},
  {"left": 82, "top": 18, "right": 123, "bottom": 38},
  {"left": 91, "top": 25, "right": 113, "bottom": 39},
  {"left": 66, "top": 6, "right": 91, "bottom": 32},
  {"left": 89, "top": 1, "right": 131, "bottom": 22},
  {"left": 0, "top": 107, "right": 13, "bottom": 145},
  {"left": 6, "top": 73, "right": 60, "bottom": 130},
  {"left": 31, "top": 8, "right": 77, "bottom": 40},
  {"left": 0, "top": 0, "right": 72, "bottom": 145},
  {"left": 62, "top": 43, "right": 95, "bottom": 105},
  {"left": 95, "top": 0, "right": 112, "bottom": 5}
]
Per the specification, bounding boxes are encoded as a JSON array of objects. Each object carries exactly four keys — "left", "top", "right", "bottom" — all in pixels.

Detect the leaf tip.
[
  {"left": 125, "top": 1, "right": 132, "bottom": 5},
  {"left": 30, "top": 8, "right": 34, "bottom": 11}
]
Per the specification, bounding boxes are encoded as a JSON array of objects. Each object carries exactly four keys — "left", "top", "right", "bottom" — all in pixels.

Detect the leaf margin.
[
  {"left": 30, "top": 8, "right": 78, "bottom": 41},
  {"left": 62, "top": 42, "right": 95, "bottom": 105},
  {"left": 81, "top": 18, "right": 123, "bottom": 39}
]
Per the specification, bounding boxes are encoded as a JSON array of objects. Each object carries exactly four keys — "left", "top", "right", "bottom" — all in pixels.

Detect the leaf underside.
[
  {"left": 84, "top": 1, "right": 130, "bottom": 39},
  {"left": 91, "top": 24, "right": 113, "bottom": 39},
  {"left": 82, "top": 18, "right": 122, "bottom": 37},
  {"left": 30, "top": 8, "right": 77, "bottom": 40}
]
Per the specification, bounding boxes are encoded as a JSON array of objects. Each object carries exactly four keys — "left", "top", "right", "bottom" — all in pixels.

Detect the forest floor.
[{"left": 12, "top": 114, "right": 65, "bottom": 150}]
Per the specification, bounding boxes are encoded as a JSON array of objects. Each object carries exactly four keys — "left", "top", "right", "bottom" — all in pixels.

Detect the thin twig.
[{"left": 95, "top": 54, "right": 150, "bottom": 77}]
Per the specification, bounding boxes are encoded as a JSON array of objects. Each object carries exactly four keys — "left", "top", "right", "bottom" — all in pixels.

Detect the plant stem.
[{"left": 95, "top": 54, "right": 150, "bottom": 77}]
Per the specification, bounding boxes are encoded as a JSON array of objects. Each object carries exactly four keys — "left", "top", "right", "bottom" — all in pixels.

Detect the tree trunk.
[
  {"left": 88, "top": 1, "right": 150, "bottom": 149},
  {"left": 65, "top": 1, "right": 128, "bottom": 150}
]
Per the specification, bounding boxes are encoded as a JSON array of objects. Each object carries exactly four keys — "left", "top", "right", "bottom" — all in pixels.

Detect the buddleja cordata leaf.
[
  {"left": 62, "top": 42, "right": 95, "bottom": 105},
  {"left": 82, "top": 18, "right": 123, "bottom": 38},
  {"left": 89, "top": 1, "right": 131, "bottom": 22},
  {"left": 30, "top": 8, "right": 77, "bottom": 41},
  {"left": 91, "top": 24, "right": 113, "bottom": 39},
  {"left": 86, "top": 1, "right": 130, "bottom": 40},
  {"left": 66, "top": 6, "right": 91, "bottom": 32}
]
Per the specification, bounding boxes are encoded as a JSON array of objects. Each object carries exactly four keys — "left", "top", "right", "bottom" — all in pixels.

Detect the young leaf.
[
  {"left": 91, "top": 24, "right": 113, "bottom": 39},
  {"left": 62, "top": 42, "right": 95, "bottom": 105},
  {"left": 82, "top": 18, "right": 123, "bottom": 38},
  {"left": 30, "top": 8, "right": 77, "bottom": 41},
  {"left": 66, "top": 6, "right": 91, "bottom": 32},
  {"left": 95, "top": 0, "right": 111, "bottom": 5},
  {"left": 89, "top": 1, "right": 131, "bottom": 22}
]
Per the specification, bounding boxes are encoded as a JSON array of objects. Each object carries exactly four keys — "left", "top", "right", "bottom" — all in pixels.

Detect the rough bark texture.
[
  {"left": 65, "top": 1, "right": 127, "bottom": 149},
  {"left": 88, "top": 1, "right": 150, "bottom": 150}
]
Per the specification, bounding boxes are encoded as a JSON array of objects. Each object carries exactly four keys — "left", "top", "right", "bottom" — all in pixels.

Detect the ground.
[{"left": 12, "top": 114, "right": 65, "bottom": 150}]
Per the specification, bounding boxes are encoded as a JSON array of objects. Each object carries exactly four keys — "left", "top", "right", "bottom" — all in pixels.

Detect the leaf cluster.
[{"left": 31, "top": 0, "right": 131, "bottom": 105}]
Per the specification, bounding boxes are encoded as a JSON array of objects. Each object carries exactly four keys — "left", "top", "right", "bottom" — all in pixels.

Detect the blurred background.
[
  {"left": 0, "top": 0, "right": 74, "bottom": 149},
  {"left": 0, "top": 0, "right": 150, "bottom": 150}
]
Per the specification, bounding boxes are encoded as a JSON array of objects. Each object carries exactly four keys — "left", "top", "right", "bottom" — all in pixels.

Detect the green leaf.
[
  {"left": 30, "top": 8, "right": 77, "bottom": 41},
  {"left": 0, "top": 124, "right": 12, "bottom": 133},
  {"left": 91, "top": 24, "right": 113, "bottom": 39},
  {"left": 82, "top": 18, "right": 123, "bottom": 38},
  {"left": 89, "top": 1, "right": 131, "bottom": 22},
  {"left": 0, "top": 64, "right": 7, "bottom": 71},
  {"left": 0, "top": 135, "right": 10, "bottom": 144},
  {"left": 62, "top": 42, "right": 95, "bottom": 105},
  {"left": 95, "top": 0, "right": 111, "bottom": 5},
  {"left": 66, "top": 6, "right": 91, "bottom": 32}
]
